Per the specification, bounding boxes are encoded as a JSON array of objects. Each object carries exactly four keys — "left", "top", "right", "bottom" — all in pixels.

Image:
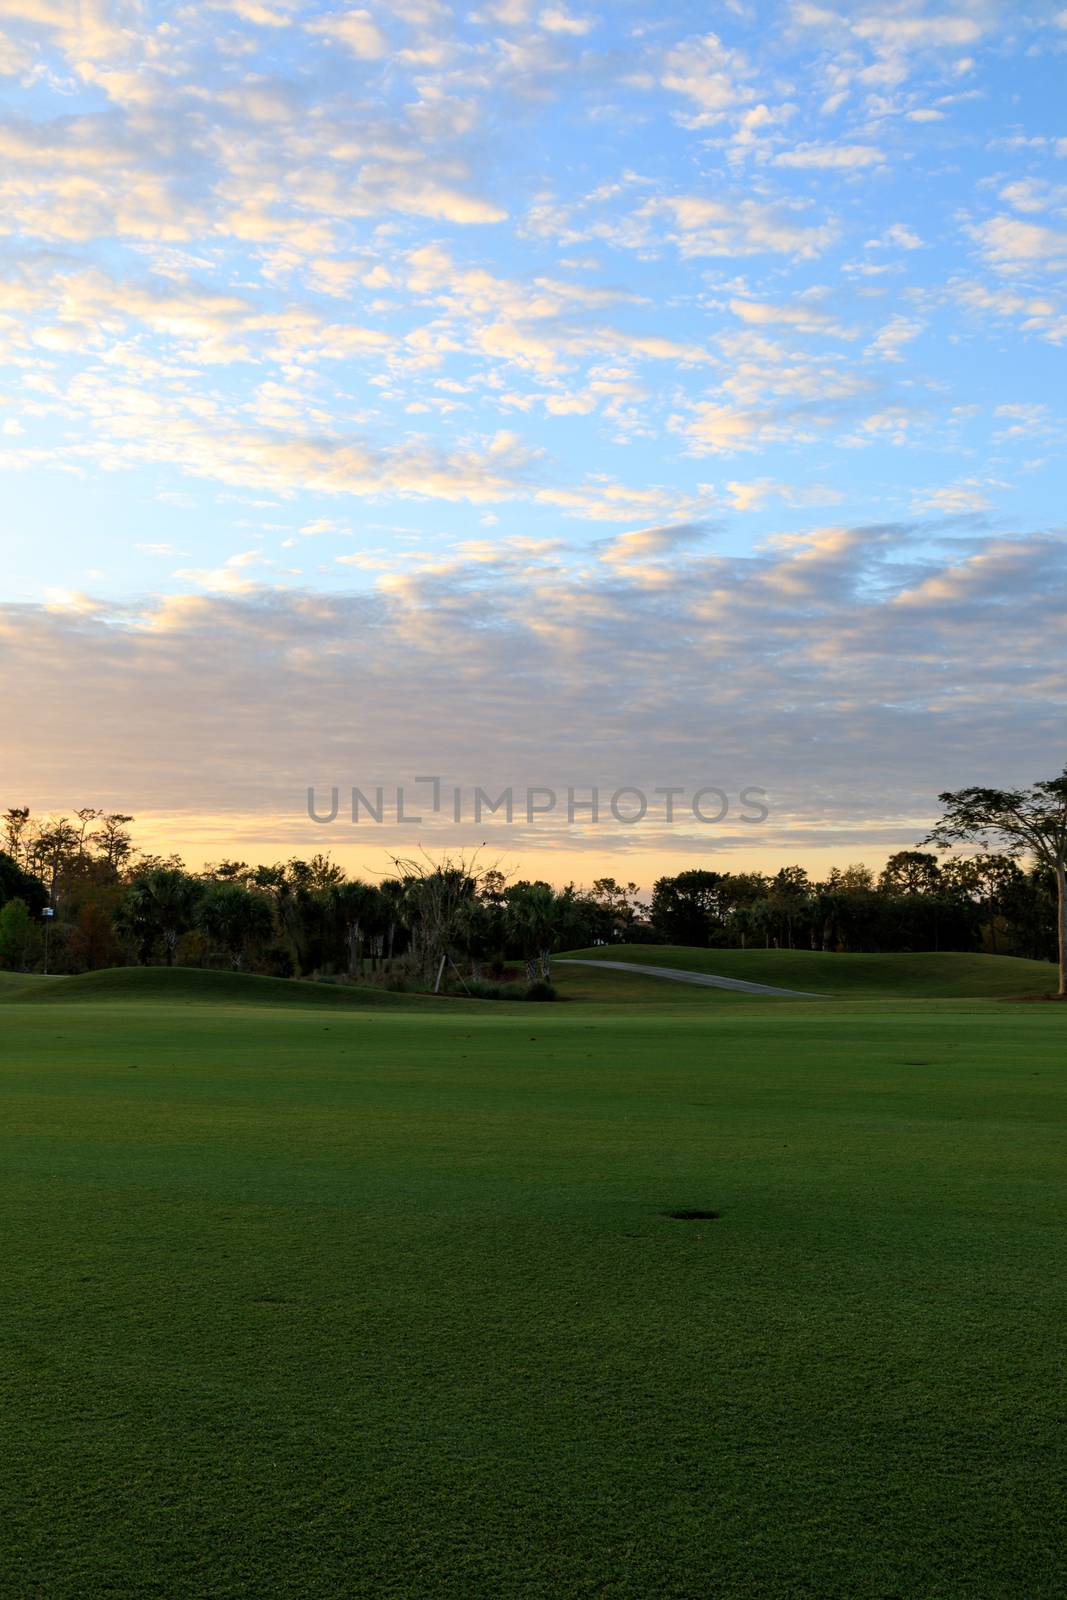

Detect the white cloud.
[
  {"left": 868, "top": 222, "right": 923, "bottom": 250},
  {"left": 776, "top": 142, "right": 885, "bottom": 170},
  {"left": 539, "top": 6, "right": 595, "bottom": 35},
  {"left": 661, "top": 32, "right": 753, "bottom": 125},
  {"left": 867, "top": 314, "right": 923, "bottom": 360},
  {"left": 729, "top": 297, "right": 856, "bottom": 337},
  {"left": 912, "top": 480, "right": 992, "bottom": 514},
  {"left": 971, "top": 215, "right": 1067, "bottom": 271},
  {"left": 305, "top": 7, "right": 388, "bottom": 58},
  {"left": 641, "top": 194, "right": 837, "bottom": 259}
]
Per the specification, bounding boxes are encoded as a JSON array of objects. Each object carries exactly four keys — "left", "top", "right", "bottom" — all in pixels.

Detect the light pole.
[{"left": 42, "top": 905, "right": 54, "bottom": 975}]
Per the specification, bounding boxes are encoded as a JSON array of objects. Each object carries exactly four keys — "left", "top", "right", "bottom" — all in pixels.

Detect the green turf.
[
  {"left": 0, "top": 964, "right": 494, "bottom": 1010},
  {"left": 1, "top": 972, "right": 1064, "bottom": 1598},
  {"left": 561, "top": 944, "right": 1061, "bottom": 997}
]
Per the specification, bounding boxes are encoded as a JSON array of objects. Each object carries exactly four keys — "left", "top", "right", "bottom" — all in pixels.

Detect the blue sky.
[{"left": 1, "top": 0, "right": 1065, "bottom": 876}]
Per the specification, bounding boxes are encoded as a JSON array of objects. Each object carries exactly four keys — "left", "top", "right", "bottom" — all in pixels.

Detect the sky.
[{"left": 1, "top": 0, "right": 1065, "bottom": 884}]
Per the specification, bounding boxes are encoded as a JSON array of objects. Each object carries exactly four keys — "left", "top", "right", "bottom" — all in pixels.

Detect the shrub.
[{"left": 524, "top": 980, "right": 557, "bottom": 1002}]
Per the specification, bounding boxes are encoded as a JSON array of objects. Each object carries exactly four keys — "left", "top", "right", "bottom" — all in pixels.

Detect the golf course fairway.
[{"left": 1, "top": 956, "right": 1064, "bottom": 1598}]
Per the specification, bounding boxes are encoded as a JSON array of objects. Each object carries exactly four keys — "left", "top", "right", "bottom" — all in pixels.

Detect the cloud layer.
[{"left": 2, "top": 1, "right": 1066, "bottom": 868}]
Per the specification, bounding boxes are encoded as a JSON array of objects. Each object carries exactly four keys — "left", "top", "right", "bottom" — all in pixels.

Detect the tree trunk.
[
  {"left": 525, "top": 957, "right": 538, "bottom": 983},
  {"left": 1056, "top": 857, "right": 1067, "bottom": 998},
  {"left": 540, "top": 948, "right": 551, "bottom": 981},
  {"left": 434, "top": 952, "right": 447, "bottom": 994}
]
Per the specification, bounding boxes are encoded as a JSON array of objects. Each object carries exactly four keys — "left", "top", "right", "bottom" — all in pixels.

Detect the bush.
[
  {"left": 455, "top": 978, "right": 525, "bottom": 1000},
  {"left": 524, "top": 980, "right": 557, "bottom": 1001}
]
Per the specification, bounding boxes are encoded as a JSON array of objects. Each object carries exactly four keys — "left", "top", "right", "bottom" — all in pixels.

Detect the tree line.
[{"left": 1, "top": 767, "right": 1064, "bottom": 994}]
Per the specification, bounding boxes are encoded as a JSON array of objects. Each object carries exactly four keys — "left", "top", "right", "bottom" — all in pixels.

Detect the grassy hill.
[
  {"left": 560, "top": 945, "right": 1060, "bottom": 998},
  {"left": 0, "top": 964, "right": 493, "bottom": 1011}
]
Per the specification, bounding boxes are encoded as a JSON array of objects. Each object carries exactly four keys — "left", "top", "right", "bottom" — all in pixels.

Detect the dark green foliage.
[
  {"left": 524, "top": 979, "right": 557, "bottom": 1001},
  {"left": 0, "top": 849, "right": 47, "bottom": 914}
]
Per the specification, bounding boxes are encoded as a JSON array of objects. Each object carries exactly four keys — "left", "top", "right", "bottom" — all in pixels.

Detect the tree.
[
  {"left": 3, "top": 807, "right": 31, "bottom": 866},
  {"left": 0, "top": 850, "right": 48, "bottom": 915},
  {"left": 389, "top": 853, "right": 483, "bottom": 991},
  {"left": 0, "top": 898, "right": 41, "bottom": 971},
  {"left": 588, "top": 878, "right": 643, "bottom": 939},
  {"left": 505, "top": 881, "right": 570, "bottom": 982},
  {"left": 26, "top": 816, "right": 81, "bottom": 904},
  {"left": 328, "top": 881, "right": 381, "bottom": 978},
  {"left": 118, "top": 868, "right": 202, "bottom": 966},
  {"left": 925, "top": 768, "right": 1067, "bottom": 996},
  {"left": 93, "top": 814, "right": 135, "bottom": 874},
  {"left": 650, "top": 870, "right": 723, "bottom": 946},
  {"left": 940, "top": 853, "right": 1023, "bottom": 955},
  {"left": 198, "top": 883, "right": 273, "bottom": 970},
  {"left": 879, "top": 851, "right": 942, "bottom": 896}
]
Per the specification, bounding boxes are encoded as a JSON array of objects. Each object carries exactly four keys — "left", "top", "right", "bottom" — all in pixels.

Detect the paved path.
[{"left": 556, "top": 959, "right": 827, "bottom": 998}]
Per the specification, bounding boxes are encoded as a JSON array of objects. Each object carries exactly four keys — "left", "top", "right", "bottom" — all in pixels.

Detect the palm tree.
[
  {"left": 328, "top": 881, "right": 382, "bottom": 978},
  {"left": 118, "top": 868, "right": 201, "bottom": 966},
  {"left": 198, "top": 883, "right": 273, "bottom": 970},
  {"left": 506, "top": 882, "right": 567, "bottom": 982}
]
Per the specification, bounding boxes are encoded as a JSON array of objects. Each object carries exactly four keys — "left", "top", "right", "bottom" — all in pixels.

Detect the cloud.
[
  {"left": 173, "top": 548, "right": 265, "bottom": 593},
  {"left": 3, "top": 527, "right": 1063, "bottom": 858},
  {"left": 868, "top": 222, "right": 923, "bottom": 250},
  {"left": 776, "top": 142, "right": 885, "bottom": 169},
  {"left": 305, "top": 7, "right": 388, "bottom": 58},
  {"left": 598, "top": 519, "right": 709, "bottom": 573},
  {"left": 661, "top": 32, "right": 753, "bottom": 125},
  {"left": 850, "top": 13, "right": 987, "bottom": 51},
  {"left": 640, "top": 194, "right": 837, "bottom": 259},
  {"left": 728, "top": 297, "right": 856, "bottom": 337},
  {"left": 866, "top": 314, "right": 923, "bottom": 360},
  {"left": 912, "top": 480, "right": 993, "bottom": 514},
  {"left": 970, "top": 215, "right": 1067, "bottom": 271},
  {"left": 953, "top": 277, "right": 1067, "bottom": 344},
  {"left": 539, "top": 6, "right": 595, "bottom": 35},
  {"left": 724, "top": 478, "right": 844, "bottom": 510}
]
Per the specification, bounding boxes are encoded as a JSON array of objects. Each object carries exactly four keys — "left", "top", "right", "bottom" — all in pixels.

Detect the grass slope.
[
  {"left": 1, "top": 987, "right": 1064, "bottom": 1598},
  {"left": 562, "top": 944, "right": 1059, "bottom": 997},
  {"left": 0, "top": 964, "right": 508, "bottom": 1012}
]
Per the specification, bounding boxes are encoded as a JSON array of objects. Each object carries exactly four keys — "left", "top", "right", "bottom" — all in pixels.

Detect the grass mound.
[
  {"left": 560, "top": 945, "right": 1061, "bottom": 998},
  {"left": 1, "top": 965, "right": 456, "bottom": 1009}
]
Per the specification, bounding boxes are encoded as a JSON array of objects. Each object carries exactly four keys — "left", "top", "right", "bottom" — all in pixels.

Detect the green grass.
[
  {"left": 562, "top": 944, "right": 1060, "bottom": 997},
  {"left": 1, "top": 966, "right": 1065, "bottom": 1598},
  {"left": 0, "top": 964, "right": 488, "bottom": 1010}
]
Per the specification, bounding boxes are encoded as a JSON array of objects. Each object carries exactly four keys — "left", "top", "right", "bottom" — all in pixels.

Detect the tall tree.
[
  {"left": 879, "top": 851, "right": 942, "bottom": 896},
  {"left": 0, "top": 899, "right": 41, "bottom": 972},
  {"left": 198, "top": 883, "right": 273, "bottom": 970},
  {"left": 328, "top": 881, "right": 381, "bottom": 978},
  {"left": 3, "top": 807, "right": 31, "bottom": 866},
  {"left": 118, "top": 868, "right": 202, "bottom": 966},
  {"left": 93, "top": 814, "right": 136, "bottom": 875},
  {"left": 925, "top": 768, "right": 1067, "bottom": 996},
  {"left": 650, "top": 870, "right": 723, "bottom": 946},
  {"left": 505, "top": 881, "right": 570, "bottom": 982}
]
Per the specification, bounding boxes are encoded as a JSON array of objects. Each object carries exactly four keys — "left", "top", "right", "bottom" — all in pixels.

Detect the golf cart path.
[{"left": 557, "top": 959, "right": 827, "bottom": 998}]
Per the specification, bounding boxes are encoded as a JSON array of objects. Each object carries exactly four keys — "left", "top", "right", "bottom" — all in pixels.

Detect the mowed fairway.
[{"left": 1, "top": 964, "right": 1065, "bottom": 1599}]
